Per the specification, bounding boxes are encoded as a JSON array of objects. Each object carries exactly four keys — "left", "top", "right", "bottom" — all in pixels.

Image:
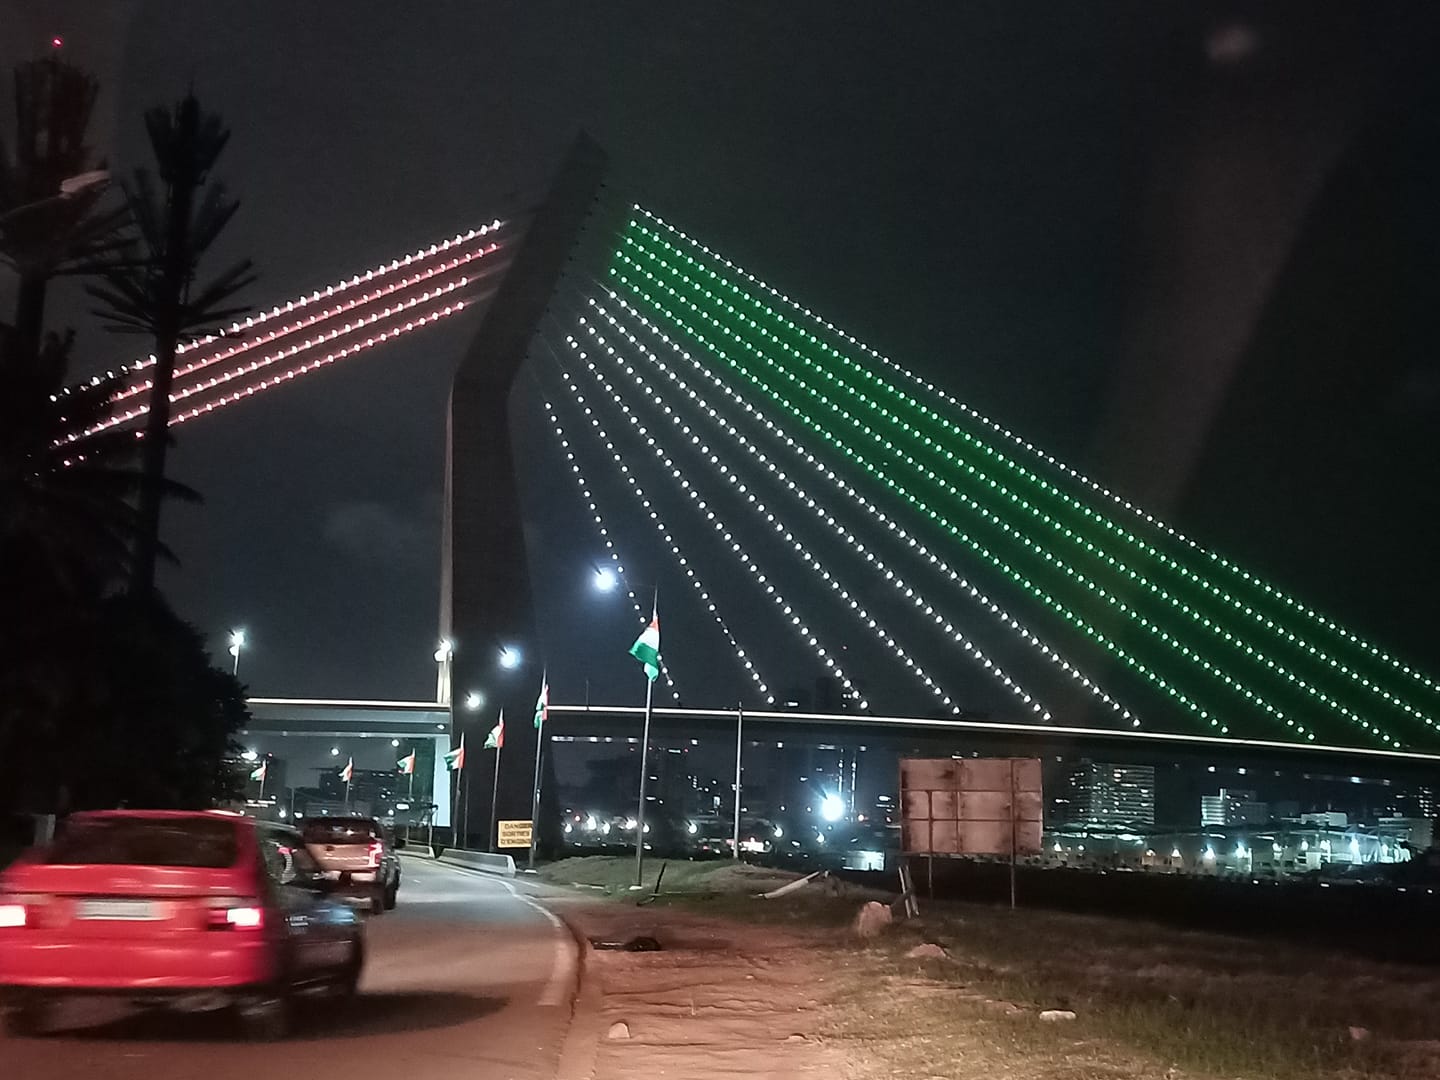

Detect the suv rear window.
[
  {"left": 301, "top": 819, "right": 379, "bottom": 844},
  {"left": 46, "top": 817, "right": 239, "bottom": 868}
]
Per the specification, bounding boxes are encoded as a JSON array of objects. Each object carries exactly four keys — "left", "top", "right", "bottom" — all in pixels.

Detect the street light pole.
[{"left": 228, "top": 629, "right": 245, "bottom": 677}]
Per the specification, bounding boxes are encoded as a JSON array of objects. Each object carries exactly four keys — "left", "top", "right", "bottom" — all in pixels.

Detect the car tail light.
[
  {"left": 367, "top": 840, "right": 383, "bottom": 868},
  {"left": 0, "top": 902, "right": 27, "bottom": 929},
  {"left": 205, "top": 899, "right": 265, "bottom": 931}
]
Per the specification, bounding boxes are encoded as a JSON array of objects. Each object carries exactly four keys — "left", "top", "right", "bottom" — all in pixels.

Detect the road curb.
[{"left": 549, "top": 907, "right": 605, "bottom": 1080}]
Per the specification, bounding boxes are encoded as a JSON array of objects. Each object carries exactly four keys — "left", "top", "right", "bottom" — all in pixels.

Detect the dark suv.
[{"left": 300, "top": 817, "right": 401, "bottom": 914}]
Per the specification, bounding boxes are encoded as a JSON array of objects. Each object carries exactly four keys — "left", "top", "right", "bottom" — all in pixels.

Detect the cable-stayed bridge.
[{"left": 63, "top": 144, "right": 1440, "bottom": 825}]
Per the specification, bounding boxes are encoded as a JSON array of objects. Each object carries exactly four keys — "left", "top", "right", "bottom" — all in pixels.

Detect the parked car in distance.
[
  {"left": 300, "top": 816, "right": 401, "bottom": 913},
  {"left": 0, "top": 810, "right": 364, "bottom": 1039}
]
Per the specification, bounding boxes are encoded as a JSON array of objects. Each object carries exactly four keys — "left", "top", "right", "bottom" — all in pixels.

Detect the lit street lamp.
[
  {"left": 464, "top": 691, "right": 483, "bottom": 712},
  {"left": 0, "top": 170, "right": 110, "bottom": 227},
  {"left": 592, "top": 566, "right": 618, "bottom": 592},
  {"left": 228, "top": 628, "right": 246, "bottom": 676},
  {"left": 434, "top": 639, "right": 454, "bottom": 705},
  {"left": 498, "top": 645, "right": 522, "bottom": 670}
]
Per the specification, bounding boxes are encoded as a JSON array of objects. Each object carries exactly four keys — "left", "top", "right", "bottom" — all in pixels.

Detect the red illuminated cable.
[
  {"left": 71, "top": 276, "right": 480, "bottom": 440},
  {"left": 112, "top": 240, "right": 506, "bottom": 404},
  {"left": 126, "top": 220, "right": 506, "bottom": 373},
  {"left": 50, "top": 219, "right": 510, "bottom": 400},
  {"left": 166, "top": 300, "right": 476, "bottom": 427}
]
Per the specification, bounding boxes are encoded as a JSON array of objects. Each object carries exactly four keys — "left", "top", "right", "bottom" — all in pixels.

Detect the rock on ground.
[
  {"left": 852, "top": 900, "right": 893, "bottom": 938},
  {"left": 1039, "top": 1009, "right": 1077, "bottom": 1022},
  {"left": 905, "top": 943, "right": 948, "bottom": 959}
]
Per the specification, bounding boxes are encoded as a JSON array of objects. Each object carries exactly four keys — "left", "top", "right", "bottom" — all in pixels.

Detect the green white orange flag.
[
  {"left": 397, "top": 750, "right": 416, "bottom": 775},
  {"left": 340, "top": 757, "right": 353, "bottom": 783},
  {"left": 249, "top": 761, "right": 267, "bottom": 782},
  {"left": 484, "top": 710, "right": 505, "bottom": 750},
  {"left": 533, "top": 676, "right": 549, "bottom": 730},
  {"left": 444, "top": 734, "right": 466, "bottom": 772},
  {"left": 629, "top": 608, "right": 660, "bottom": 682}
]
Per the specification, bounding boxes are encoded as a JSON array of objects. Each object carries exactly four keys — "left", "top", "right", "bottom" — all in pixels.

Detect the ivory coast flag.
[
  {"left": 339, "top": 757, "right": 354, "bottom": 782},
  {"left": 484, "top": 710, "right": 504, "bottom": 750},
  {"left": 444, "top": 734, "right": 466, "bottom": 772},
  {"left": 397, "top": 750, "right": 416, "bottom": 775},
  {"left": 249, "top": 761, "right": 267, "bottom": 782},
  {"left": 629, "top": 608, "right": 660, "bottom": 682}
]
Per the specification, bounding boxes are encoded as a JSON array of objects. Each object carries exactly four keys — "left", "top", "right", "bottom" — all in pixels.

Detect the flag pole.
[
  {"left": 529, "top": 670, "right": 546, "bottom": 871},
  {"left": 634, "top": 671, "right": 655, "bottom": 887},
  {"left": 258, "top": 764, "right": 266, "bottom": 803},
  {"left": 489, "top": 734, "right": 503, "bottom": 854},
  {"left": 462, "top": 769, "right": 470, "bottom": 849}
]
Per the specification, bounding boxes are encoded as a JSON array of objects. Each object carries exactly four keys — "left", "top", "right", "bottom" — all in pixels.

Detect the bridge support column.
[{"left": 441, "top": 133, "right": 608, "bottom": 848}]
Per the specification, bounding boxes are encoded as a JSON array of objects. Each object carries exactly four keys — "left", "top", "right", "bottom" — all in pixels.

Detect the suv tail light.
[
  {"left": 367, "top": 840, "right": 383, "bottom": 868},
  {"left": 205, "top": 898, "right": 266, "bottom": 931}
]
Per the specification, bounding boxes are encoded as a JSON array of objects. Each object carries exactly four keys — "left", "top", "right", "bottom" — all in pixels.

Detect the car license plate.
[{"left": 76, "top": 898, "right": 160, "bottom": 921}]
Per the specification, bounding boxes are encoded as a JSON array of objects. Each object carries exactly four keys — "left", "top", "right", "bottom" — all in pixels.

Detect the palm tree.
[
  {"left": 88, "top": 92, "right": 255, "bottom": 594},
  {"left": 0, "top": 328, "right": 196, "bottom": 602},
  {"left": 0, "top": 57, "right": 131, "bottom": 370}
]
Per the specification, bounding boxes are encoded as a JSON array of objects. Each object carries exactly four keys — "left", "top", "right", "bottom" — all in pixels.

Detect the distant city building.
[
  {"left": 1056, "top": 761, "right": 1156, "bottom": 827},
  {"left": 1200, "top": 788, "right": 1270, "bottom": 826}
]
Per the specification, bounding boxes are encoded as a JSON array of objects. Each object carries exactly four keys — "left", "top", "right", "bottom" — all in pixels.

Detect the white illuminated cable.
[
  {"left": 636, "top": 207, "right": 1440, "bottom": 713},
  {"left": 606, "top": 274, "right": 1249, "bottom": 740},
  {"left": 621, "top": 231, "right": 1429, "bottom": 741},
  {"left": 566, "top": 334, "right": 950, "bottom": 713},
  {"left": 592, "top": 287, "right": 1142, "bottom": 728},
  {"left": 538, "top": 331, "right": 773, "bottom": 705},
  {"left": 536, "top": 390, "right": 683, "bottom": 703},
  {"left": 570, "top": 301, "right": 1048, "bottom": 720},
  {"left": 615, "top": 241, "right": 1398, "bottom": 749},
  {"left": 553, "top": 354, "right": 869, "bottom": 709}
]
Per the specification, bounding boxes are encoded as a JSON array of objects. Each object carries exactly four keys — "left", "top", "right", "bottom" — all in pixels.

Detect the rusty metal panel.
[
  {"left": 902, "top": 790, "right": 931, "bottom": 820},
  {"left": 901, "top": 820, "right": 931, "bottom": 852},
  {"left": 960, "top": 789, "right": 1012, "bottom": 822},
  {"left": 930, "top": 789, "right": 960, "bottom": 821},
  {"left": 899, "top": 756, "right": 1044, "bottom": 856}
]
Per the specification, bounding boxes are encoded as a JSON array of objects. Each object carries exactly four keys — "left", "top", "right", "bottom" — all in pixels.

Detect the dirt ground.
[
  {"left": 544, "top": 894, "right": 849, "bottom": 1080},
  {"left": 533, "top": 860, "right": 1440, "bottom": 1080}
]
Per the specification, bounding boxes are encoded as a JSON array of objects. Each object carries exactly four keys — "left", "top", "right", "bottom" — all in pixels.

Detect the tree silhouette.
[{"left": 88, "top": 93, "right": 256, "bottom": 593}]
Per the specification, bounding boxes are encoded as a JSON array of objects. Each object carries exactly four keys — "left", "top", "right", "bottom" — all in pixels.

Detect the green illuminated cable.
[
  {"left": 608, "top": 252, "right": 1374, "bottom": 745},
  {"left": 605, "top": 269, "right": 1274, "bottom": 742},
  {"left": 623, "top": 223, "right": 1431, "bottom": 738},
  {"left": 617, "top": 232, "right": 1414, "bottom": 747},
  {"left": 634, "top": 206, "right": 1440, "bottom": 720},
  {"left": 589, "top": 290, "right": 1142, "bottom": 727}
]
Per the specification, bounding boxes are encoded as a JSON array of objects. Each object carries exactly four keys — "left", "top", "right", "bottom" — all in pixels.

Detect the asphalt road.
[{"left": 3, "top": 857, "right": 578, "bottom": 1080}]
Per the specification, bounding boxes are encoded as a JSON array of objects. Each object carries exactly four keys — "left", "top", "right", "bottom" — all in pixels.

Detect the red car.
[{"left": 0, "top": 810, "right": 364, "bottom": 1039}]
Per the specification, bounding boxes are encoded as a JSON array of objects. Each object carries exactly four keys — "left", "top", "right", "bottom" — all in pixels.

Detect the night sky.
[{"left": 5, "top": 3, "right": 1440, "bottom": 714}]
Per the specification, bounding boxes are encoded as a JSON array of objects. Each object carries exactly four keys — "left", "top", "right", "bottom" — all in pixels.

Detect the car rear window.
[
  {"left": 46, "top": 817, "right": 239, "bottom": 868},
  {"left": 302, "top": 819, "right": 379, "bottom": 844}
]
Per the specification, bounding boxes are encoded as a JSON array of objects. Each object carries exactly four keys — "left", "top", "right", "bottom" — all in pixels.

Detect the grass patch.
[
  {"left": 846, "top": 904, "right": 1440, "bottom": 1080},
  {"left": 536, "top": 854, "right": 801, "bottom": 896}
]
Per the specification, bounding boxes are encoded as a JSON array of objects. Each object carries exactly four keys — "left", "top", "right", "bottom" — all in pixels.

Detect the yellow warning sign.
[{"left": 497, "top": 820, "right": 533, "bottom": 849}]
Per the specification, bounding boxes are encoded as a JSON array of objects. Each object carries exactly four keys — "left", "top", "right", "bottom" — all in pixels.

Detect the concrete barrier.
[{"left": 440, "top": 849, "right": 517, "bottom": 877}]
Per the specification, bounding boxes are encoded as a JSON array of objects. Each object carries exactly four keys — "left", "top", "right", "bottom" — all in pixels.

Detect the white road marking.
[
  {"left": 419, "top": 858, "right": 575, "bottom": 1008},
  {"left": 497, "top": 878, "right": 574, "bottom": 1008}
]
